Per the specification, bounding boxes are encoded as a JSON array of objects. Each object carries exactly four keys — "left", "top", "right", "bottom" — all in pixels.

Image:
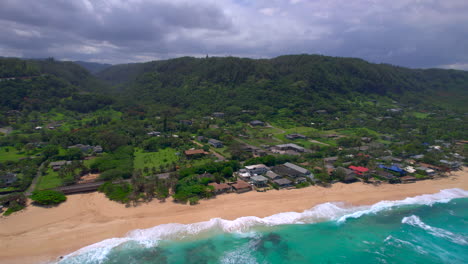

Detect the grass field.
[
  {"left": 134, "top": 148, "right": 179, "bottom": 175},
  {"left": 411, "top": 112, "right": 430, "bottom": 119},
  {"left": 35, "top": 168, "right": 69, "bottom": 190},
  {"left": 0, "top": 147, "right": 29, "bottom": 162}
]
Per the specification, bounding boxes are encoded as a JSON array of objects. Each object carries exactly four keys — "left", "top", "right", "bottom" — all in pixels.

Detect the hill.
[
  {"left": 73, "top": 61, "right": 112, "bottom": 74},
  {"left": 98, "top": 55, "right": 468, "bottom": 113},
  {"left": 0, "top": 58, "right": 112, "bottom": 113}
]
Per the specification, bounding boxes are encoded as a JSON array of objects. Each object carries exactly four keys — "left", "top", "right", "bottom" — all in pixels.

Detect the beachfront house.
[
  {"left": 245, "top": 164, "right": 269, "bottom": 175},
  {"left": 0, "top": 172, "right": 18, "bottom": 185},
  {"left": 231, "top": 180, "right": 252, "bottom": 193},
  {"left": 334, "top": 167, "right": 358, "bottom": 183},
  {"left": 273, "top": 178, "right": 293, "bottom": 188},
  {"left": 251, "top": 175, "right": 268, "bottom": 187},
  {"left": 272, "top": 162, "right": 313, "bottom": 180},
  {"left": 378, "top": 164, "right": 407, "bottom": 176},
  {"left": 265, "top": 170, "right": 281, "bottom": 181},
  {"left": 209, "top": 182, "right": 232, "bottom": 194},
  {"left": 208, "top": 139, "right": 223, "bottom": 148}
]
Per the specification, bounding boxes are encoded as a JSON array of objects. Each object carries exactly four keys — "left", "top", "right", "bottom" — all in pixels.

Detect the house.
[
  {"left": 415, "top": 166, "right": 435, "bottom": 175},
  {"left": 419, "top": 163, "right": 444, "bottom": 172},
  {"left": 155, "top": 173, "right": 171, "bottom": 180},
  {"left": 265, "top": 170, "right": 281, "bottom": 181},
  {"left": 180, "top": 120, "right": 193, "bottom": 126},
  {"left": 361, "top": 137, "right": 372, "bottom": 143},
  {"left": 49, "top": 161, "right": 72, "bottom": 171},
  {"left": 198, "top": 172, "right": 215, "bottom": 180},
  {"left": 271, "top": 143, "right": 305, "bottom": 153},
  {"left": 273, "top": 178, "right": 293, "bottom": 188},
  {"left": 373, "top": 170, "right": 396, "bottom": 180},
  {"left": 272, "top": 162, "right": 313, "bottom": 180},
  {"left": 250, "top": 120, "right": 265, "bottom": 126},
  {"left": 197, "top": 136, "right": 205, "bottom": 142},
  {"left": 440, "top": 160, "right": 462, "bottom": 170},
  {"left": 237, "top": 169, "right": 251, "bottom": 180},
  {"left": 323, "top": 156, "right": 338, "bottom": 164},
  {"left": 147, "top": 131, "right": 161, "bottom": 136},
  {"left": 231, "top": 180, "right": 252, "bottom": 193},
  {"left": 400, "top": 175, "right": 417, "bottom": 183},
  {"left": 404, "top": 166, "right": 416, "bottom": 174},
  {"left": 93, "top": 145, "right": 103, "bottom": 153},
  {"left": 335, "top": 167, "right": 358, "bottom": 183},
  {"left": 208, "top": 139, "right": 223, "bottom": 148},
  {"left": 0, "top": 173, "right": 18, "bottom": 185},
  {"left": 245, "top": 164, "right": 269, "bottom": 175},
  {"left": 212, "top": 112, "right": 225, "bottom": 118},
  {"left": 286, "top": 133, "right": 307, "bottom": 140},
  {"left": 348, "top": 166, "right": 369, "bottom": 176},
  {"left": 315, "top": 110, "right": 327, "bottom": 114},
  {"left": 378, "top": 164, "right": 407, "bottom": 176},
  {"left": 68, "top": 144, "right": 103, "bottom": 153},
  {"left": 184, "top": 149, "right": 208, "bottom": 158},
  {"left": 209, "top": 182, "right": 232, "bottom": 194},
  {"left": 251, "top": 175, "right": 268, "bottom": 187}
]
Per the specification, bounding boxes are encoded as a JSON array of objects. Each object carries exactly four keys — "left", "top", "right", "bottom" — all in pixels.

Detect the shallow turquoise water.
[{"left": 58, "top": 190, "right": 468, "bottom": 264}]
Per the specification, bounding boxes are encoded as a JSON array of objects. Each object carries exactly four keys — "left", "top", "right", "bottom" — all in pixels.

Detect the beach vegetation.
[
  {"left": 0, "top": 192, "right": 27, "bottom": 215},
  {"left": 98, "top": 181, "right": 133, "bottom": 203},
  {"left": 30, "top": 190, "right": 67, "bottom": 205}
]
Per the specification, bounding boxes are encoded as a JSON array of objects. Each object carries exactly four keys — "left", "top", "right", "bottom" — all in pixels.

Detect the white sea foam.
[
  {"left": 402, "top": 215, "right": 468, "bottom": 245},
  {"left": 57, "top": 188, "right": 468, "bottom": 263}
]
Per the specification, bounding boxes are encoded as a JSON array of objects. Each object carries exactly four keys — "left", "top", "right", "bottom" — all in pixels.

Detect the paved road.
[{"left": 25, "top": 161, "right": 46, "bottom": 195}]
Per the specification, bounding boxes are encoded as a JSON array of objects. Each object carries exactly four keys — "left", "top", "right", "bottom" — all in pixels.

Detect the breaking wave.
[
  {"left": 57, "top": 188, "right": 468, "bottom": 264},
  {"left": 402, "top": 215, "right": 468, "bottom": 245}
]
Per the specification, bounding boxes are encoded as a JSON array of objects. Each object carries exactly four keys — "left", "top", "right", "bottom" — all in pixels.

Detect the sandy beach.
[{"left": 1, "top": 169, "right": 467, "bottom": 264}]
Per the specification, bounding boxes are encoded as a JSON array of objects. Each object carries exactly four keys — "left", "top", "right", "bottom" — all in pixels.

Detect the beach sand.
[{"left": 1, "top": 169, "right": 467, "bottom": 264}]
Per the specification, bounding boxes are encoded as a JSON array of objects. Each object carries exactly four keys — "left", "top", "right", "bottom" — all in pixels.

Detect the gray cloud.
[{"left": 0, "top": 0, "right": 467, "bottom": 69}]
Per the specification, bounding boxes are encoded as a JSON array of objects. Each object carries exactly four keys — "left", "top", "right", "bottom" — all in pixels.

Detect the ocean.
[{"left": 56, "top": 188, "right": 468, "bottom": 264}]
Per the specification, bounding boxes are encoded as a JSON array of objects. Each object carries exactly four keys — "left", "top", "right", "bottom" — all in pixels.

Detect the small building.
[
  {"left": 335, "top": 167, "right": 358, "bottom": 183},
  {"left": 197, "top": 136, "right": 205, "bottom": 142},
  {"left": 273, "top": 178, "right": 293, "bottom": 188},
  {"left": 49, "top": 160, "right": 72, "bottom": 171},
  {"left": 245, "top": 164, "right": 269, "bottom": 175},
  {"left": 378, "top": 164, "right": 407, "bottom": 176},
  {"left": 147, "top": 131, "right": 161, "bottom": 136},
  {"left": 180, "top": 120, "right": 193, "bottom": 126},
  {"left": 251, "top": 175, "right": 268, "bottom": 187},
  {"left": 231, "top": 180, "right": 252, "bottom": 193},
  {"left": 324, "top": 156, "right": 338, "bottom": 164},
  {"left": 265, "top": 170, "right": 281, "bottom": 181},
  {"left": 315, "top": 110, "right": 327, "bottom": 114},
  {"left": 237, "top": 169, "right": 251, "bottom": 180},
  {"left": 272, "top": 162, "right": 312, "bottom": 179},
  {"left": 404, "top": 166, "right": 416, "bottom": 174},
  {"left": 212, "top": 112, "right": 225, "bottom": 118},
  {"left": 348, "top": 166, "right": 369, "bottom": 176},
  {"left": 271, "top": 143, "right": 305, "bottom": 153},
  {"left": 0, "top": 172, "right": 18, "bottom": 185},
  {"left": 184, "top": 149, "right": 208, "bottom": 158},
  {"left": 208, "top": 139, "right": 223, "bottom": 148},
  {"left": 400, "top": 176, "right": 417, "bottom": 183},
  {"left": 286, "top": 133, "right": 307, "bottom": 140},
  {"left": 250, "top": 120, "right": 265, "bottom": 126},
  {"left": 209, "top": 182, "right": 232, "bottom": 194}
]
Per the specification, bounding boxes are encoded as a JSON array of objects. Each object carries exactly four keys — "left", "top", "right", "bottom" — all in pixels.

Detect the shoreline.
[{"left": 1, "top": 169, "right": 467, "bottom": 264}]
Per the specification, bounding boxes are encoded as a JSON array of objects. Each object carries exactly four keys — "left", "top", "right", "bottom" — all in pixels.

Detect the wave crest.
[{"left": 402, "top": 215, "right": 468, "bottom": 245}]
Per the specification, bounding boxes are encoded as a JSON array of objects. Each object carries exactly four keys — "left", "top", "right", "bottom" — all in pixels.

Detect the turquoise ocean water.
[{"left": 57, "top": 188, "right": 468, "bottom": 264}]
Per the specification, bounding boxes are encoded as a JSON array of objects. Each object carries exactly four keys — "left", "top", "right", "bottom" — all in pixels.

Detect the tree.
[{"left": 43, "top": 145, "right": 59, "bottom": 159}]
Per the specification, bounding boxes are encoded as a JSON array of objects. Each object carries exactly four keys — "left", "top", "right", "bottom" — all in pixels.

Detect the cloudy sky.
[{"left": 1, "top": 0, "right": 467, "bottom": 69}]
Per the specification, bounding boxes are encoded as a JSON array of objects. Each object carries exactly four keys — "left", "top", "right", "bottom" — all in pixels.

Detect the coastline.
[{"left": 0, "top": 169, "right": 467, "bottom": 264}]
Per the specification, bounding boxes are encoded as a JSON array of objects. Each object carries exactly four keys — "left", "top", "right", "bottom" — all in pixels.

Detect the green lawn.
[
  {"left": 35, "top": 169, "right": 69, "bottom": 190},
  {"left": 134, "top": 148, "right": 179, "bottom": 175},
  {"left": 0, "top": 147, "right": 29, "bottom": 162},
  {"left": 411, "top": 112, "right": 430, "bottom": 119}
]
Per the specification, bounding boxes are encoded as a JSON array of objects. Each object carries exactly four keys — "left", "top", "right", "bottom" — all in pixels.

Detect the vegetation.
[
  {"left": 30, "top": 190, "right": 67, "bottom": 205},
  {"left": 0, "top": 193, "right": 27, "bottom": 215},
  {"left": 98, "top": 182, "right": 133, "bottom": 203}
]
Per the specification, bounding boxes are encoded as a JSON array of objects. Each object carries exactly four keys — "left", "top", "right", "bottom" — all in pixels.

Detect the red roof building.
[{"left": 349, "top": 166, "right": 369, "bottom": 175}]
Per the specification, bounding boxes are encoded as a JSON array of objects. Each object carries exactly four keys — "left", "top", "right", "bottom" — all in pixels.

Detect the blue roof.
[{"left": 379, "top": 164, "right": 406, "bottom": 174}]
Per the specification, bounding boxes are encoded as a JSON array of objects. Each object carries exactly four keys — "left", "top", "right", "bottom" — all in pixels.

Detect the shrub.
[
  {"left": 30, "top": 190, "right": 67, "bottom": 205},
  {"left": 295, "top": 182, "right": 310, "bottom": 189},
  {"left": 3, "top": 204, "right": 25, "bottom": 216},
  {"left": 98, "top": 182, "right": 132, "bottom": 203}
]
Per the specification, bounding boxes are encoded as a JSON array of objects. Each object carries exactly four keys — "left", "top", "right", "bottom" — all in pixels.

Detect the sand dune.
[{"left": 1, "top": 169, "right": 467, "bottom": 264}]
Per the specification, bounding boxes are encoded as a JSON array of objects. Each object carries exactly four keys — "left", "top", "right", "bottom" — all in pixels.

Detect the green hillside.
[{"left": 98, "top": 55, "right": 468, "bottom": 113}]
